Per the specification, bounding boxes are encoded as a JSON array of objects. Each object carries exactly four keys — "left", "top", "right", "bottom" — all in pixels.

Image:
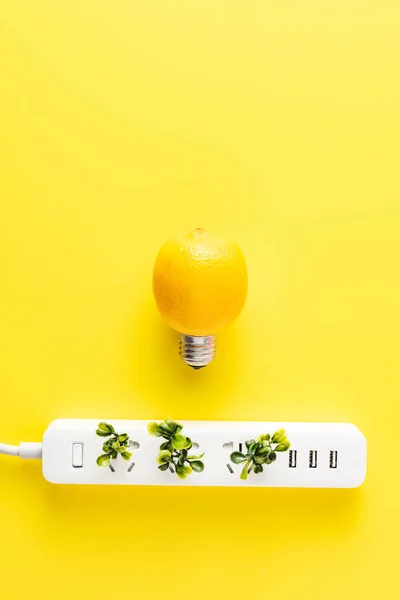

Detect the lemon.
[{"left": 153, "top": 228, "right": 248, "bottom": 336}]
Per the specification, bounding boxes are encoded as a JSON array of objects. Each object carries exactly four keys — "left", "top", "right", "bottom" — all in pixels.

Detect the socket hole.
[
  {"left": 238, "top": 443, "right": 243, "bottom": 453},
  {"left": 309, "top": 450, "right": 317, "bottom": 468},
  {"left": 109, "top": 463, "right": 115, "bottom": 473},
  {"left": 222, "top": 442, "right": 234, "bottom": 452},
  {"left": 289, "top": 450, "right": 297, "bottom": 468},
  {"left": 191, "top": 442, "right": 199, "bottom": 451},
  {"left": 130, "top": 441, "right": 140, "bottom": 450},
  {"left": 329, "top": 451, "right": 338, "bottom": 469},
  {"left": 127, "top": 462, "right": 135, "bottom": 472},
  {"left": 169, "top": 465, "right": 174, "bottom": 473},
  {"left": 227, "top": 464, "right": 234, "bottom": 474}
]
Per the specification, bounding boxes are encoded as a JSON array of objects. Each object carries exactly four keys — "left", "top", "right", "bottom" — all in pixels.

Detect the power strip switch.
[{"left": 42, "top": 419, "right": 367, "bottom": 488}]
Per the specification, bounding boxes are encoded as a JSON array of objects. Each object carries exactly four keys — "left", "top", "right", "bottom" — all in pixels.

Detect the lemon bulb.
[{"left": 153, "top": 228, "right": 248, "bottom": 368}]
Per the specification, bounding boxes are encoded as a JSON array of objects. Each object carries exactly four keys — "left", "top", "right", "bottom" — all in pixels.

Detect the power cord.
[{"left": 0, "top": 442, "right": 42, "bottom": 459}]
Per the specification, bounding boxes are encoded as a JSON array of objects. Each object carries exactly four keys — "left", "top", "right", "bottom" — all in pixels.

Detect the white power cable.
[
  {"left": 0, "top": 442, "right": 42, "bottom": 459},
  {"left": 0, "top": 443, "right": 19, "bottom": 456}
]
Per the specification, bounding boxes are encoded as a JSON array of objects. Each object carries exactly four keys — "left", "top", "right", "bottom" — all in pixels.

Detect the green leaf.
[
  {"left": 160, "top": 441, "right": 171, "bottom": 451},
  {"left": 257, "top": 445, "right": 271, "bottom": 455},
  {"left": 170, "top": 434, "right": 185, "bottom": 449},
  {"left": 97, "top": 422, "right": 115, "bottom": 434},
  {"left": 254, "top": 454, "right": 268, "bottom": 464},
  {"left": 230, "top": 451, "right": 247, "bottom": 464},
  {"left": 121, "top": 451, "right": 132, "bottom": 461},
  {"left": 159, "top": 422, "right": 174, "bottom": 436},
  {"left": 276, "top": 441, "right": 290, "bottom": 452},
  {"left": 110, "top": 450, "right": 118, "bottom": 460},
  {"left": 112, "top": 441, "right": 121, "bottom": 451},
  {"left": 248, "top": 442, "right": 258, "bottom": 454},
  {"left": 96, "top": 429, "right": 111, "bottom": 437},
  {"left": 176, "top": 464, "right": 192, "bottom": 479},
  {"left": 164, "top": 418, "right": 177, "bottom": 431},
  {"left": 272, "top": 429, "right": 285, "bottom": 443},
  {"left": 245, "top": 439, "right": 256, "bottom": 450},
  {"left": 97, "top": 422, "right": 109, "bottom": 432},
  {"left": 158, "top": 463, "right": 169, "bottom": 471},
  {"left": 165, "top": 418, "right": 183, "bottom": 434},
  {"left": 258, "top": 433, "right": 270, "bottom": 442},
  {"left": 240, "top": 460, "right": 251, "bottom": 480},
  {"left": 118, "top": 434, "right": 129, "bottom": 443},
  {"left": 190, "top": 460, "right": 204, "bottom": 473},
  {"left": 171, "top": 434, "right": 191, "bottom": 450},
  {"left": 102, "top": 442, "right": 112, "bottom": 453},
  {"left": 157, "top": 450, "right": 172, "bottom": 464},
  {"left": 253, "top": 464, "right": 263, "bottom": 474},
  {"left": 187, "top": 452, "right": 205, "bottom": 460},
  {"left": 147, "top": 422, "right": 161, "bottom": 437},
  {"left": 96, "top": 454, "right": 111, "bottom": 467}
]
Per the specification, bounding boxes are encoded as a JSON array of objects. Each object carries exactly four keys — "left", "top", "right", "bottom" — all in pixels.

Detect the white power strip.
[{"left": 39, "top": 419, "right": 367, "bottom": 488}]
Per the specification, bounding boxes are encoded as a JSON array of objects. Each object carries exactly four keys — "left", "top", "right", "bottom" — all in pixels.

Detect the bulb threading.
[{"left": 179, "top": 334, "right": 216, "bottom": 368}]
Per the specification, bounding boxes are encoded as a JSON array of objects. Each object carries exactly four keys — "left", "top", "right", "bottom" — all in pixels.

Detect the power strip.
[{"left": 39, "top": 419, "right": 367, "bottom": 488}]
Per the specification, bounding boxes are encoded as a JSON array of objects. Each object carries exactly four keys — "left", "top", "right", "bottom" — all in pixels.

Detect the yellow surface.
[{"left": 0, "top": 1, "right": 399, "bottom": 598}]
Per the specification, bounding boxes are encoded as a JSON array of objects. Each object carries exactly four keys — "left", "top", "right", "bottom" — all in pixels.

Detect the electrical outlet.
[
  {"left": 330, "top": 450, "right": 338, "bottom": 469},
  {"left": 309, "top": 450, "right": 318, "bottom": 468},
  {"left": 289, "top": 449, "right": 297, "bottom": 468},
  {"left": 42, "top": 419, "right": 367, "bottom": 488}
]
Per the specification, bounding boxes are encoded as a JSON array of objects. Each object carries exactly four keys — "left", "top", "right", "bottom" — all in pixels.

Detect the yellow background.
[{"left": 1, "top": 1, "right": 399, "bottom": 598}]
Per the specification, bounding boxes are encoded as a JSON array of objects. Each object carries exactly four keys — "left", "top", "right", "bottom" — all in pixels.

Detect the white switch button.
[{"left": 72, "top": 443, "right": 83, "bottom": 468}]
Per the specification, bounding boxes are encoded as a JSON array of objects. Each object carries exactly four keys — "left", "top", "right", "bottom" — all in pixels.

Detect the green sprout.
[
  {"left": 95, "top": 422, "right": 133, "bottom": 467},
  {"left": 230, "top": 429, "right": 290, "bottom": 480},
  {"left": 147, "top": 419, "right": 204, "bottom": 479}
]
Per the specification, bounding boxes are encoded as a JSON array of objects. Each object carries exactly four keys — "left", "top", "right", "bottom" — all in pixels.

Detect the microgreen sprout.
[
  {"left": 230, "top": 429, "right": 290, "bottom": 480},
  {"left": 147, "top": 419, "right": 204, "bottom": 479},
  {"left": 96, "top": 422, "right": 133, "bottom": 468}
]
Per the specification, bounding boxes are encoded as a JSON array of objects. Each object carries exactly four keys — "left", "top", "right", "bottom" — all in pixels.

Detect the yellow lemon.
[{"left": 153, "top": 228, "right": 248, "bottom": 336}]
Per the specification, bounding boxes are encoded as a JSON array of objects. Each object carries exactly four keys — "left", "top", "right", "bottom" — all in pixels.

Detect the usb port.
[
  {"left": 288, "top": 450, "right": 297, "bottom": 468},
  {"left": 309, "top": 450, "right": 317, "bottom": 468},
  {"left": 329, "top": 451, "right": 338, "bottom": 469}
]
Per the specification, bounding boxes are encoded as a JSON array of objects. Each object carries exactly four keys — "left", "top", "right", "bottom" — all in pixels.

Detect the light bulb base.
[{"left": 179, "top": 334, "right": 216, "bottom": 369}]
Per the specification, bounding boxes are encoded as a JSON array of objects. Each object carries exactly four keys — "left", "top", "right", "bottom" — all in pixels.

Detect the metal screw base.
[{"left": 179, "top": 334, "right": 217, "bottom": 369}]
